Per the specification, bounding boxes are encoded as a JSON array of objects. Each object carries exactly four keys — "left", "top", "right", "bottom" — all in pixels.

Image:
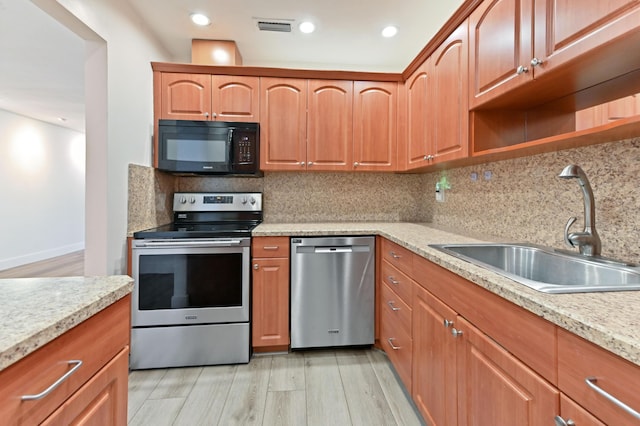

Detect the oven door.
[{"left": 131, "top": 238, "right": 250, "bottom": 327}]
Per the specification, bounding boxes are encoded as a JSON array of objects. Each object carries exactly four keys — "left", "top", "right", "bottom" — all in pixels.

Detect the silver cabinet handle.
[
  {"left": 22, "top": 360, "right": 83, "bottom": 401},
  {"left": 530, "top": 57, "right": 544, "bottom": 67},
  {"left": 253, "top": 263, "right": 259, "bottom": 270},
  {"left": 423, "top": 155, "right": 428, "bottom": 160},
  {"left": 389, "top": 251, "right": 401, "bottom": 259},
  {"left": 451, "top": 328, "right": 463, "bottom": 337},
  {"left": 585, "top": 376, "right": 640, "bottom": 419},
  {"left": 387, "top": 338, "right": 401, "bottom": 350},
  {"left": 443, "top": 319, "right": 454, "bottom": 328},
  {"left": 554, "top": 416, "right": 576, "bottom": 426},
  {"left": 387, "top": 276, "right": 399, "bottom": 285},
  {"left": 262, "top": 246, "right": 280, "bottom": 250},
  {"left": 516, "top": 65, "right": 529, "bottom": 75},
  {"left": 204, "top": 112, "right": 210, "bottom": 118},
  {"left": 307, "top": 161, "right": 313, "bottom": 166},
  {"left": 353, "top": 162, "right": 359, "bottom": 167},
  {"left": 387, "top": 301, "right": 400, "bottom": 311},
  {"left": 299, "top": 161, "right": 305, "bottom": 167},
  {"left": 212, "top": 112, "right": 218, "bottom": 118}
]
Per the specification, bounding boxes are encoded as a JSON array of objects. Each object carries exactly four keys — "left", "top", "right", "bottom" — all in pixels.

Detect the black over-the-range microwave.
[{"left": 157, "top": 119, "right": 260, "bottom": 176}]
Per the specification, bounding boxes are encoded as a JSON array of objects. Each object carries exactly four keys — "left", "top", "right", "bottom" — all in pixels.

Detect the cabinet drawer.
[
  {"left": 381, "top": 260, "right": 413, "bottom": 307},
  {"left": 558, "top": 328, "right": 640, "bottom": 425},
  {"left": 381, "top": 239, "right": 414, "bottom": 276},
  {"left": 252, "top": 236, "right": 290, "bottom": 258},
  {"left": 380, "top": 316, "right": 412, "bottom": 391},
  {"left": 0, "top": 297, "right": 130, "bottom": 425},
  {"left": 380, "top": 282, "right": 412, "bottom": 337}
]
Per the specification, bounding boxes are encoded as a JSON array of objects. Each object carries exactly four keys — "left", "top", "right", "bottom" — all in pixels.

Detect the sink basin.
[{"left": 428, "top": 243, "right": 640, "bottom": 293}]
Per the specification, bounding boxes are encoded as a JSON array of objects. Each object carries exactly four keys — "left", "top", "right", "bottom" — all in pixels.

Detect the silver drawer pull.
[
  {"left": 387, "top": 276, "right": 399, "bottom": 285},
  {"left": 22, "top": 360, "right": 83, "bottom": 401},
  {"left": 390, "top": 251, "right": 401, "bottom": 259},
  {"left": 387, "top": 301, "right": 400, "bottom": 311},
  {"left": 262, "top": 246, "right": 280, "bottom": 250},
  {"left": 387, "top": 338, "right": 401, "bottom": 350},
  {"left": 585, "top": 376, "right": 640, "bottom": 419}
]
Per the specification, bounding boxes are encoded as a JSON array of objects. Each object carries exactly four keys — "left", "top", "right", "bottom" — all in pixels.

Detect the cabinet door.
[
  {"left": 404, "top": 61, "right": 433, "bottom": 169},
  {"left": 431, "top": 21, "right": 469, "bottom": 164},
  {"left": 469, "top": 0, "right": 534, "bottom": 108},
  {"left": 160, "top": 73, "right": 212, "bottom": 120},
  {"left": 457, "top": 316, "right": 559, "bottom": 426},
  {"left": 412, "top": 284, "right": 458, "bottom": 426},
  {"left": 307, "top": 80, "right": 353, "bottom": 171},
  {"left": 211, "top": 75, "right": 260, "bottom": 122},
  {"left": 534, "top": 0, "right": 640, "bottom": 78},
  {"left": 252, "top": 257, "right": 290, "bottom": 348},
  {"left": 559, "top": 393, "right": 606, "bottom": 426},
  {"left": 353, "top": 81, "right": 397, "bottom": 171},
  {"left": 42, "top": 348, "right": 129, "bottom": 426},
  {"left": 260, "top": 77, "right": 308, "bottom": 171}
]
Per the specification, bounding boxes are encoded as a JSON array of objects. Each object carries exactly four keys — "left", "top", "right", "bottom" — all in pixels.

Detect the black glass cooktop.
[{"left": 133, "top": 222, "right": 259, "bottom": 239}]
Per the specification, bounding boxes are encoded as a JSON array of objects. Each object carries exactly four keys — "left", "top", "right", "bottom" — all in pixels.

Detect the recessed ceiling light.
[
  {"left": 299, "top": 21, "right": 315, "bottom": 34},
  {"left": 191, "top": 13, "right": 211, "bottom": 26},
  {"left": 381, "top": 26, "right": 398, "bottom": 38}
]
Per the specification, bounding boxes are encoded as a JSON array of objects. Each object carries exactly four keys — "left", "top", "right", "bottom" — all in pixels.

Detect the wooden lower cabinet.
[
  {"left": 456, "top": 315, "right": 559, "bottom": 425},
  {"left": 558, "top": 393, "right": 606, "bottom": 426},
  {"left": 380, "top": 282, "right": 413, "bottom": 390},
  {"left": 0, "top": 296, "right": 130, "bottom": 426},
  {"left": 412, "top": 284, "right": 458, "bottom": 425},
  {"left": 252, "top": 237, "right": 290, "bottom": 351},
  {"left": 42, "top": 347, "right": 129, "bottom": 425}
]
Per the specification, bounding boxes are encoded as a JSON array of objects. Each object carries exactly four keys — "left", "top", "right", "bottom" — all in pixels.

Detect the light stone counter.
[
  {"left": 0, "top": 275, "right": 133, "bottom": 372},
  {"left": 254, "top": 222, "right": 640, "bottom": 367}
]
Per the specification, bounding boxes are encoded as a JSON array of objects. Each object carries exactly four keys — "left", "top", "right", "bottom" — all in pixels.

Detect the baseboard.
[{"left": 0, "top": 243, "right": 84, "bottom": 270}]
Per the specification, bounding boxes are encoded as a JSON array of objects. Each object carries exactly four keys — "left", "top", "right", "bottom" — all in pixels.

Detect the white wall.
[
  {"left": 38, "top": 0, "right": 171, "bottom": 274},
  {"left": 0, "top": 109, "right": 85, "bottom": 270}
]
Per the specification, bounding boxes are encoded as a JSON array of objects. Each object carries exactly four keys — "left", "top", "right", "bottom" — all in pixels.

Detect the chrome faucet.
[{"left": 558, "top": 165, "right": 601, "bottom": 256}]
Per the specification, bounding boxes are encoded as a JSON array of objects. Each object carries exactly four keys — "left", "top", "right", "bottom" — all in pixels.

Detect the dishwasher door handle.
[{"left": 314, "top": 247, "right": 353, "bottom": 253}]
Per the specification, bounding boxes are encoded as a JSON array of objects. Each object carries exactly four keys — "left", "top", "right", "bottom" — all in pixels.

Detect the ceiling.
[{"left": 1, "top": 0, "right": 463, "bottom": 133}]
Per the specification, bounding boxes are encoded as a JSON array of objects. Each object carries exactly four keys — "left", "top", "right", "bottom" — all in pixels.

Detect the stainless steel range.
[{"left": 130, "top": 192, "right": 262, "bottom": 370}]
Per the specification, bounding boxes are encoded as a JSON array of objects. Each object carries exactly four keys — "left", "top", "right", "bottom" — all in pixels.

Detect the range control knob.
[
  {"left": 189, "top": 196, "right": 196, "bottom": 204},
  {"left": 249, "top": 197, "right": 256, "bottom": 205},
  {"left": 241, "top": 196, "right": 248, "bottom": 205},
  {"left": 179, "top": 196, "right": 187, "bottom": 204}
]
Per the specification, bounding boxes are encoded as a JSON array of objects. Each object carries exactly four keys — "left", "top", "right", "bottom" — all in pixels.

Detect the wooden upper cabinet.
[
  {"left": 159, "top": 73, "right": 259, "bottom": 121},
  {"left": 211, "top": 75, "right": 260, "bottom": 122},
  {"left": 431, "top": 21, "right": 469, "bottom": 163},
  {"left": 469, "top": 0, "right": 534, "bottom": 108},
  {"left": 307, "top": 80, "right": 353, "bottom": 171},
  {"left": 403, "top": 61, "right": 433, "bottom": 170},
  {"left": 260, "top": 77, "right": 308, "bottom": 171},
  {"left": 160, "top": 73, "right": 212, "bottom": 120},
  {"left": 353, "top": 81, "right": 398, "bottom": 171},
  {"left": 534, "top": 0, "right": 640, "bottom": 79}
]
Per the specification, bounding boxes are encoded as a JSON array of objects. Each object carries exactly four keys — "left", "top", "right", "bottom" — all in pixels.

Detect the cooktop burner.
[{"left": 133, "top": 192, "right": 263, "bottom": 240}]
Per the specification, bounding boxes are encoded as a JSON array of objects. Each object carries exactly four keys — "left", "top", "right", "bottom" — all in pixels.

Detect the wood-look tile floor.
[
  {"left": 0, "top": 250, "right": 84, "bottom": 278},
  {"left": 128, "top": 348, "right": 423, "bottom": 426}
]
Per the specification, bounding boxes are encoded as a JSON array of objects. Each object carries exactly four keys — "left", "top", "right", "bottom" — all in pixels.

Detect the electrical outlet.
[{"left": 484, "top": 170, "right": 492, "bottom": 180}]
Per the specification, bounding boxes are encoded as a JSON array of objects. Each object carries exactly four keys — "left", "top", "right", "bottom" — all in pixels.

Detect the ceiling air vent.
[{"left": 257, "top": 21, "right": 292, "bottom": 32}]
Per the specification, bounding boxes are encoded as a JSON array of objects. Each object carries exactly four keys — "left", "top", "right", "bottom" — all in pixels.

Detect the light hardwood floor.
[
  {"left": 128, "top": 349, "right": 424, "bottom": 426},
  {"left": 0, "top": 250, "right": 84, "bottom": 278}
]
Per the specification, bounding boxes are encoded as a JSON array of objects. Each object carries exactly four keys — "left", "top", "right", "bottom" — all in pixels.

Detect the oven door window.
[{"left": 137, "top": 252, "right": 243, "bottom": 310}]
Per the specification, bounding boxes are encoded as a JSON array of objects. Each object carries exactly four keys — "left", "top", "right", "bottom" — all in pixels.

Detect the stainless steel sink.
[{"left": 429, "top": 243, "right": 640, "bottom": 293}]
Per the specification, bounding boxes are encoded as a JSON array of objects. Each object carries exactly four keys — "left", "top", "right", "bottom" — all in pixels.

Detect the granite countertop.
[
  {"left": 254, "top": 222, "right": 640, "bottom": 367},
  {"left": 0, "top": 275, "right": 133, "bottom": 372}
]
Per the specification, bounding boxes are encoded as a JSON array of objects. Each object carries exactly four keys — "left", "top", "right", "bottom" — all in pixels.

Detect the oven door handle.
[{"left": 135, "top": 240, "right": 243, "bottom": 248}]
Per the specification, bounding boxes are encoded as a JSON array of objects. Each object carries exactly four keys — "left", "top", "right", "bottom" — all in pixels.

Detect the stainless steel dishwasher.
[{"left": 290, "top": 236, "right": 375, "bottom": 349}]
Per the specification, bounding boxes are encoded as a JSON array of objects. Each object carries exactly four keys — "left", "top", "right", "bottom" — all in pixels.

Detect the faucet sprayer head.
[{"left": 558, "top": 164, "right": 581, "bottom": 179}]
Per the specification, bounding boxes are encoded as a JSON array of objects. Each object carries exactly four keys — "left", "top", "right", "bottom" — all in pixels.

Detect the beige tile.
[
  {"left": 305, "top": 352, "right": 352, "bottom": 426},
  {"left": 337, "top": 351, "right": 398, "bottom": 426},
  {"left": 218, "top": 355, "right": 272, "bottom": 425},
  {"left": 172, "top": 365, "right": 237, "bottom": 426},
  {"left": 268, "top": 352, "right": 306, "bottom": 392},
  {"left": 148, "top": 366, "right": 202, "bottom": 399},
  {"left": 263, "top": 390, "right": 307, "bottom": 425},
  {"left": 128, "top": 397, "right": 185, "bottom": 426}
]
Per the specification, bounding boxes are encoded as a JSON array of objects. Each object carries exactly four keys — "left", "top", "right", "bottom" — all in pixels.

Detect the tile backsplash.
[
  {"left": 128, "top": 136, "right": 640, "bottom": 262},
  {"left": 426, "top": 137, "right": 640, "bottom": 263}
]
